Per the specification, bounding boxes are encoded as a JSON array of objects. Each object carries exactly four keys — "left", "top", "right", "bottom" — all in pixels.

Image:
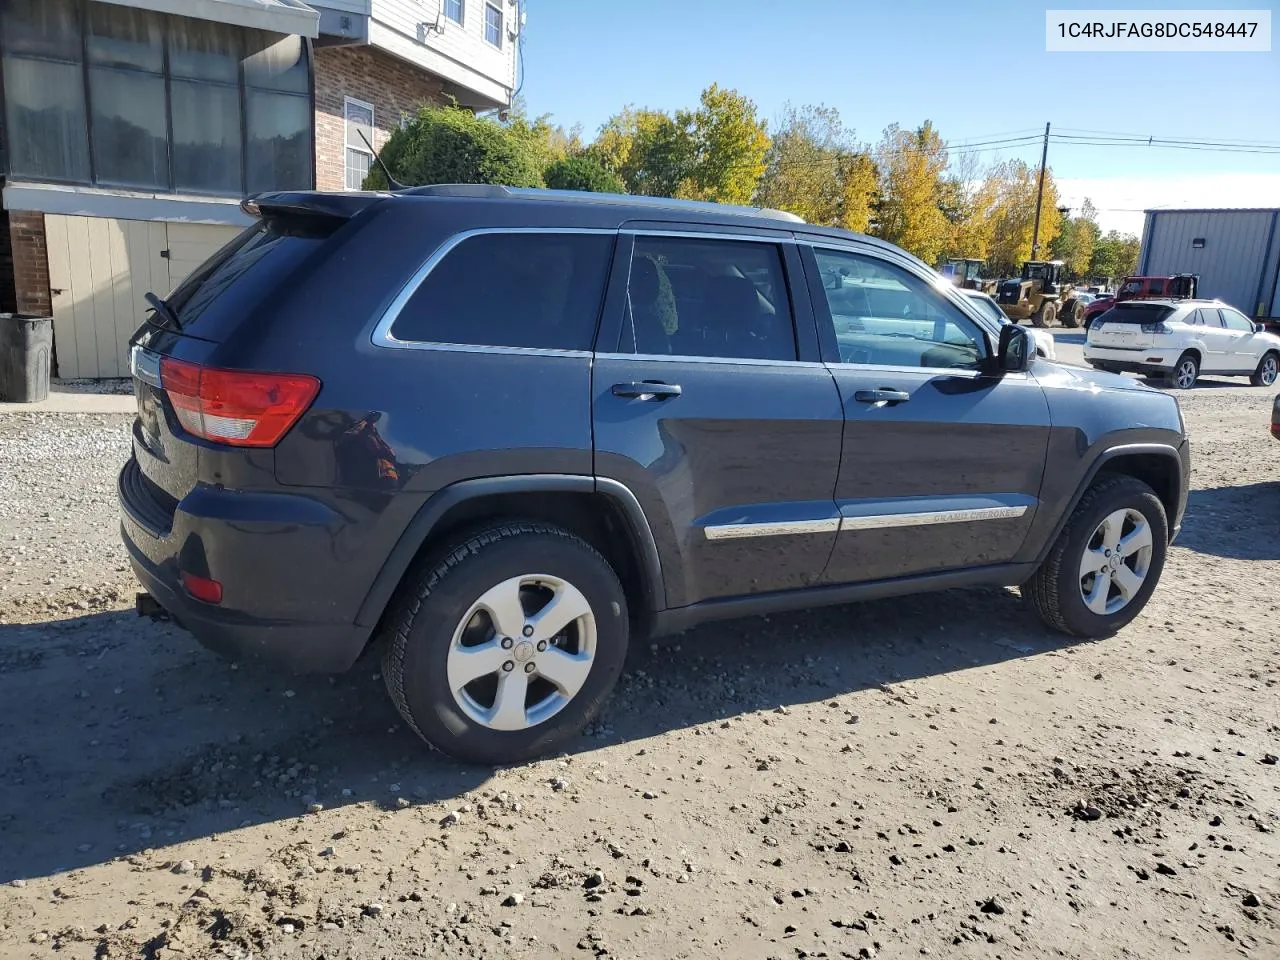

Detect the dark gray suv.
[{"left": 119, "top": 185, "right": 1190, "bottom": 764}]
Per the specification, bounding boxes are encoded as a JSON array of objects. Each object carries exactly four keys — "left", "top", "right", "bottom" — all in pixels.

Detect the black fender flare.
[
  {"left": 354, "top": 474, "right": 665, "bottom": 627},
  {"left": 1032, "top": 442, "right": 1186, "bottom": 564}
]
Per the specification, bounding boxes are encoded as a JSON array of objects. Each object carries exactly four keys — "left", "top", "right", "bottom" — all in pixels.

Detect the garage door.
[{"left": 44, "top": 216, "right": 241, "bottom": 379}]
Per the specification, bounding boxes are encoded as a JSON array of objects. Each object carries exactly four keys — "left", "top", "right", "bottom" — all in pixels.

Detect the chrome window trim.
[
  {"left": 370, "top": 227, "right": 617, "bottom": 353},
  {"left": 839, "top": 505, "right": 1028, "bottom": 531},
  {"left": 623, "top": 229, "right": 797, "bottom": 245},
  {"left": 823, "top": 361, "right": 1033, "bottom": 380},
  {"left": 595, "top": 352, "right": 825, "bottom": 369},
  {"left": 704, "top": 518, "right": 840, "bottom": 541}
]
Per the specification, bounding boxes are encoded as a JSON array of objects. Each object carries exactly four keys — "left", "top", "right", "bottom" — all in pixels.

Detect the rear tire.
[
  {"left": 1165, "top": 352, "right": 1199, "bottom": 390},
  {"left": 1024, "top": 475, "right": 1168, "bottom": 638},
  {"left": 380, "top": 522, "right": 629, "bottom": 765},
  {"left": 1250, "top": 350, "right": 1279, "bottom": 387}
]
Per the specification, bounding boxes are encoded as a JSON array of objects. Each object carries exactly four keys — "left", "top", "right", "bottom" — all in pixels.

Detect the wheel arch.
[
  {"left": 1034, "top": 443, "right": 1185, "bottom": 563},
  {"left": 354, "top": 475, "right": 665, "bottom": 633}
]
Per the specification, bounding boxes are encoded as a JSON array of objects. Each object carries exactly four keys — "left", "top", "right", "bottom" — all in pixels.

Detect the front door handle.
[
  {"left": 612, "top": 381, "right": 682, "bottom": 400},
  {"left": 854, "top": 388, "right": 910, "bottom": 405}
]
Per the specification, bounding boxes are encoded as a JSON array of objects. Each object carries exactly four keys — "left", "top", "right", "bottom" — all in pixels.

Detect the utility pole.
[{"left": 1030, "top": 121, "right": 1050, "bottom": 260}]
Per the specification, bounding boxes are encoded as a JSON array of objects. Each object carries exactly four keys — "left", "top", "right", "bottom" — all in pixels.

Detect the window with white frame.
[
  {"left": 344, "top": 97, "right": 374, "bottom": 190},
  {"left": 484, "top": 2, "right": 502, "bottom": 47},
  {"left": 444, "top": 0, "right": 464, "bottom": 25}
]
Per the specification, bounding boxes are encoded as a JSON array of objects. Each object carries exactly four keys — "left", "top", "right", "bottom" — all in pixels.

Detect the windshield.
[{"left": 966, "top": 294, "right": 1006, "bottom": 325}]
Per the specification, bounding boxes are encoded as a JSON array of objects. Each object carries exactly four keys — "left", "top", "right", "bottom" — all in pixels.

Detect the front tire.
[
  {"left": 1250, "top": 350, "right": 1279, "bottom": 387},
  {"left": 380, "top": 522, "right": 629, "bottom": 765},
  {"left": 1025, "top": 475, "right": 1168, "bottom": 638}
]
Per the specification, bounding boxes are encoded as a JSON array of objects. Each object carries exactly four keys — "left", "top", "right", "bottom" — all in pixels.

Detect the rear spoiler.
[{"left": 241, "top": 192, "right": 387, "bottom": 222}]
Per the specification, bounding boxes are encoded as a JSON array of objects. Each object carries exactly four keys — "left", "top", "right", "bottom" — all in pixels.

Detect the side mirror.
[
  {"left": 1255, "top": 322, "right": 1266, "bottom": 334},
  {"left": 997, "top": 324, "right": 1035, "bottom": 373}
]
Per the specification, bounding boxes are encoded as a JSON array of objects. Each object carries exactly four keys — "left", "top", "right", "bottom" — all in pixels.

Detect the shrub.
[
  {"left": 543, "top": 155, "right": 626, "bottom": 194},
  {"left": 363, "top": 105, "right": 543, "bottom": 190}
]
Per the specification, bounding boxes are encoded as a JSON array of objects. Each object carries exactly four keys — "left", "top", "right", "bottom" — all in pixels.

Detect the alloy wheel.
[
  {"left": 1078, "top": 508, "right": 1154, "bottom": 616},
  {"left": 1174, "top": 359, "right": 1197, "bottom": 389},
  {"left": 445, "top": 574, "right": 597, "bottom": 731},
  {"left": 1262, "top": 355, "right": 1278, "bottom": 386}
]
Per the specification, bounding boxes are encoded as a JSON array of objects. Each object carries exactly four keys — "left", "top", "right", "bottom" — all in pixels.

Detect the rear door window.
[
  {"left": 389, "top": 231, "right": 615, "bottom": 351},
  {"left": 619, "top": 235, "right": 797, "bottom": 362}
]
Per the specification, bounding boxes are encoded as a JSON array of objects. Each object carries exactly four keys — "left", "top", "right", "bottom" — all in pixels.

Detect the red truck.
[{"left": 1083, "top": 274, "right": 1199, "bottom": 329}]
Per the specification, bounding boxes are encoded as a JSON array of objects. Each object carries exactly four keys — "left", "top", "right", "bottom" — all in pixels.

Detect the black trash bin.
[{"left": 0, "top": 313, "right": 53, "bottom": 403}]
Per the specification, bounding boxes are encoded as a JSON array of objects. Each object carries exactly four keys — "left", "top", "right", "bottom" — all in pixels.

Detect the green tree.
[
  {"left": 591, "top": 85, "right": 768, "bottom": 204},
  {"left": 1050, "top": 197, "right": 1100, "bottom": 279},
  {"left": 1089, "top": 229, "right": 1142, "bottom": 281},
  {"left": 755, "top": 103, "right": 876, "bottom": 231},
  {"left": 872, "top": 122, "right": 950, "bottom": 264},
  {"left": 364, "top": 104, "right": 543, "bottom": 190},
  {"left": 592, "top": 106, "right": 693, "bottom": 197},
  {"left": 677, "top": 84, "right": 770, "bottom": 205},
  {"left": 504, "top": 96, "right": 582, "bottom": 173},
  {"left": 544, "top": 154, "right": 626, "bottom": 193}
]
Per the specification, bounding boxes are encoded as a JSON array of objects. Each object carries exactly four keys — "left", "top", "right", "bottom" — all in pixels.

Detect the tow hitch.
[{"left": 136, "top": 592, "right": 170, "bottom": 621}]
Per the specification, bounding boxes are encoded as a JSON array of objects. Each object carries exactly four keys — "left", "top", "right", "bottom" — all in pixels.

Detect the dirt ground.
[{"left": 1, "top": 375, "right": 1277, "bottom": 960}]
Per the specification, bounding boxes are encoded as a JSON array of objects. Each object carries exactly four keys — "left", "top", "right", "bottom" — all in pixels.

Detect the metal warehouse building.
[{"left": 1139, "top": 208, "right": 1280, "bottom": 326}]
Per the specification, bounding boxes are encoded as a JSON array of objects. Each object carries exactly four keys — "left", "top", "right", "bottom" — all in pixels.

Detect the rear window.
[
  {"left": 389, "top": 232, "right": 615, "bottom": 351},
  {"left": 165, "top": 220, "right": 334, "bottom": 334},
  {"left": 1099, "top": 302, "right": 1176, "bottom": 324}
]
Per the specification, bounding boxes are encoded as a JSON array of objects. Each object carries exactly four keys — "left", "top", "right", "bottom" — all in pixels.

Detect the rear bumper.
[
  {"left": 1084, "top": 345, "right": 1179, "bottom": 375},
  {"left": 118, "top": 457, "right": 372, "bottom": 673}
]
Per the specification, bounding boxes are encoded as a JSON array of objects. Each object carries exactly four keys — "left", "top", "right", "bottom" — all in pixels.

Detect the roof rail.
[{"left": 397, "top": 183, "right": 806, "bottom": 224}]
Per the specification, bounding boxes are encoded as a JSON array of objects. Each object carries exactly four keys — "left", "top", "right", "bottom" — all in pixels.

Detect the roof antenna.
[{"left": 356, "top": 129, "right": 407, "bottom": 191}]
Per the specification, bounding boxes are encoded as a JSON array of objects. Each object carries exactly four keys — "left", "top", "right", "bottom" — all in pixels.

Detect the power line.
[
  {"left": 1051, "top": 135, "right": 1280, "bottom": 155},
  {"left": 1055, "top": 126, "right": 1280, "bottom": 148}
]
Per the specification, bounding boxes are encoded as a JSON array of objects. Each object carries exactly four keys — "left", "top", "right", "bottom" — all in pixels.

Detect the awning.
[{"left": 96, "top": 0, "right": 320, "bottom": 38}]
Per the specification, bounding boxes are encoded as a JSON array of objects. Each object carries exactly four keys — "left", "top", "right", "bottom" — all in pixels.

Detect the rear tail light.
[
  {"left": 1140, "top": 322, "right": 1171, "bottom": 334},
  {"left": 160, "top": 358, "right": 319, "bottom": 447}
]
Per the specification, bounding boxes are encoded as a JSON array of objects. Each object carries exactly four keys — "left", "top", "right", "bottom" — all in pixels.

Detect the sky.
[{"left": 518, "top": 0, "right": 1280, "bottom": 235}]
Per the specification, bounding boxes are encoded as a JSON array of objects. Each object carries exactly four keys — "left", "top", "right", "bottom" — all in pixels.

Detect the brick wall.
[
  {"left": 9, "top": 212, "right": 50, "bottom": 317},
  {"left": 314, "top": 45, "right": 447, "bottom": 192}
]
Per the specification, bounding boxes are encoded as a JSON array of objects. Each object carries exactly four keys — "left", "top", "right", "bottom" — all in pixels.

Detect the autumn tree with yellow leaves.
[
  {"left": 755, "top": 104, "right": 877, "bottom": 232},
  {"left": 872, "top": 122, "right": 951, "bottom": 265}
]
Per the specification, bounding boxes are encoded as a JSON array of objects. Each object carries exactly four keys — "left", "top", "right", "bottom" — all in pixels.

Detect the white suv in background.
[
  {"left": 958, "top": 288, "right": 1057, "bottom": 361},
  {"left": 1085, "top": 299, "right": 1280, "bottom": 390}
]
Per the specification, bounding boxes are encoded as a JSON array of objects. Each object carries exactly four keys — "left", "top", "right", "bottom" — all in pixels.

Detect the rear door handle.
[
  {"left": 854, "top": 388, "right": 910, "bottom": 405},
  {"left": 612, "top": 381, "right": 682, "bottom": 400}
]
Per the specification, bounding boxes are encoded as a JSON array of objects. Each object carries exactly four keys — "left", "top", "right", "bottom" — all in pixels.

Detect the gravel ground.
[{"left": 0, "top": 378, "right": 1277, "bottom": 960}]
